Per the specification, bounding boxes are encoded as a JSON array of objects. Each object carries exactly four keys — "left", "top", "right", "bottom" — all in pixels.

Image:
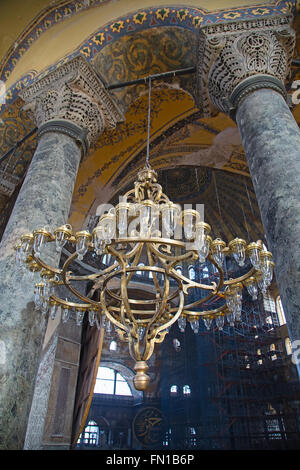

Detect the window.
[
  {"left": 136, "top": 263, "right": 144, "bottom": 276},
  {"left": 202, "top": 266, "right": 209, "bottom": 279},
  {"left": 270, "top": 343, "right": 277, "bottom": 360},
  {"left": 276, "top": 296, "right": 286, "bottom": 325},
  {"left": 175, "top": 266, "right": 183, "bottom": 275},
  {"left": 183, "top": 384, "right": 191, "bottom": 396},
  {"left": 94, "top": 367, "right": 132, "bottom": 396},
  {"left": 188, "top": 266, "right": 196, "bottom": 280},
  {"left": 285, "top": 337, "right": 292, "bottom": 355},
  {"left": 82, "top": 420, "right": 99, "bottom": 446},
  {"left": 109, "top": 340, "right": 117, "bottom": 352},
  {"left": 257, "top": 349, "right": 263, "bottom": 365},
  {"left": 102, "top": 253, "right": 112, "bottom": 265}
]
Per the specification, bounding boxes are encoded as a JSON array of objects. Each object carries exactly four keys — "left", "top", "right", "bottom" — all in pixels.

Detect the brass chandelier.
[{"left": 14, "top": 80, "right": 274, "bottom": 391}]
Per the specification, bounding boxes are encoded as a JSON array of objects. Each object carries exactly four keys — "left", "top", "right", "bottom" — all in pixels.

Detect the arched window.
[
  {"left": 276, "top": 296, "right": 286, "bottom": 325},
  {"left": 270, "top": 343, "right": 277, "bottom": 360},
  {"left": 136, "top": 263, "right": 145, "bottom": 276},
  {"left": 257, "top": 348, "right": 263, "bottom": 365},
  {"left": 183, "top": 384, "right": 191, "bottom": 396},
  {"left": 188, "top": 266, "right": 196, "bottom": 280},
  {"left": 102, "top": 253, "right": 112, "bottom": 265},
  {"left": 173, "top": 338, "right": 181, "bottom": 352},
  {"left": 175, "top": 266, "right": 183, "bottom": 275},
  {"left": 202, "top": 266, "right": 209, "bottom": 279},
  {"left": 94, "top": 367, "right": 132, "bottom": 396},
  {"left": 83, "top": 420, "right": 99, "bottom": 446},
  {"left": 170, "top": 385, "right": 178, "bottom": 396},
  {"left": 285, "top": 337, "right": 292, "bottom": 355},
  {"left": 109, "top": 340, "right": 117, "bottom": 352}
]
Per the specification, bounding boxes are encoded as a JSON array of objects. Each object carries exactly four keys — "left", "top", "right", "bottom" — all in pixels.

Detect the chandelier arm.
[
  {"left": 223, "top": 267, "right": 256, "bottom": 285},
  {"left": 183, "top": 303, "right": 227, "bottom": 317},
  {"left": 149, "top": 242, "right": 195, "bottom": 263},
  {"left": 32, "top": 250, "right": 61, "bottom": 276},
  {"left": 146, "top": 243, "right": 163, "bottom": 297},
  {"left": 145, "top": 266, "right": 170, "bottom": 336},
  {"left": 120, "top": 240, "right": 144, "bottom": 260},
  {"left": 123, "top": 242, "right": 144, "bottom": 287},
  {"left": 61, "top": 252, "right": 101, "bottom": 306},
  {"left": 142, "top": 290, "right": 184, "bottom": 362},
  {"left": 50, "top": 294, "right": 92, "bottom": 310},
  {"left": 100, "top": 289, "right": 128, "bottom": 333},
  {"left": 120, "top": 269, "right": 139, "bottom": 332}
]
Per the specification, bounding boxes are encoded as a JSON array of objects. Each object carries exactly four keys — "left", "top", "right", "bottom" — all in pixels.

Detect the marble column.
[
  {"left": 196, "top": 14, "right": 300, "bottom": 369},
  {"left": 0, "top": 56, "right": 123, "bottom": 449}
]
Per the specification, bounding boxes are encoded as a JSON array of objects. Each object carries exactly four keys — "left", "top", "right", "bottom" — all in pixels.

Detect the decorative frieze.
[
  {"left": 196, "top": 15, "right": 296, "bottom": 117},
  {"left": 19, "top": 56, "right": 124, "bottom": 153}
]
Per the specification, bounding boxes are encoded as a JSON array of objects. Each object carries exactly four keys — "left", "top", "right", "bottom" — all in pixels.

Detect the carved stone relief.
[
  {"left": 19, "top": 56, "right": 124, "bottom": 150},
  {"left": 196, "top": 15, "right": 296, "bottom": 116}
]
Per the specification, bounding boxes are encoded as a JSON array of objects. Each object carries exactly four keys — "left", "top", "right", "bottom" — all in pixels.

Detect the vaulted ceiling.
[{"left": 0, "top": 0, "right": 299, "bottom": 238}]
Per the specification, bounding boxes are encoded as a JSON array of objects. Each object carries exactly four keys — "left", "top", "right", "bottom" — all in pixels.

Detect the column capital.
[
  {"left": 196, "top": 14, "right": 296, "bottom": 118},
  {"left": 19, "top": 56, "right": 124, "bottom": 155}
]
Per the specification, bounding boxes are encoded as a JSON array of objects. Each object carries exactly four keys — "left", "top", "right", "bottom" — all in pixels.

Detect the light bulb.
[
  {"left": 203, "top": 316, "right": 213, "bottom": 330},
  {"left": 212, "top": 239, "right": 225, "bottom": 267},
  {"left": 216, "top": 315, "right": 225, "bottom": 331},
  {"left": 229, "top": 238, "right": 246, "bottom": 267},
  {"left": 246, "top": 242, "right": 262, "bottom": 270},
  {"left": 178, "top": 316, "right": 186, "bottom": 333},
  {"left": 75, "top": 231, "right": 91, "bottom": 261},
  {"left": 62, "top": 307, "right": 71, "bottom": 323},
  {"left": 190, "top": 319, "right": 199, "bottom": 334},
  {"left": 54, "top": 225, "right": 72, "bottom": 252}
]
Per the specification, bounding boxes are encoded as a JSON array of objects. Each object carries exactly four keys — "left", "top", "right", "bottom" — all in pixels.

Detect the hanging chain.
[{"left": 145, "top": 77, "right": 152, "bottom": 169}]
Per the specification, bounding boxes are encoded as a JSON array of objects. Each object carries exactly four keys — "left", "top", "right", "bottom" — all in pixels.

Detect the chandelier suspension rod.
[
  {"left": 146, "top": 77, "right": 152, "bottom": 168},
  {"left": 107, "top": 66, "right": 196, "bottom": 90}
]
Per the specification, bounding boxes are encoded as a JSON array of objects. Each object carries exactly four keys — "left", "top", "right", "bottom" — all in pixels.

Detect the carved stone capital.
[
  {"left": 19, "top": 56, "right": 124, "bottom": 153},
  {"left": 196, "top": 15, "right": 296, "bottom": 117}
]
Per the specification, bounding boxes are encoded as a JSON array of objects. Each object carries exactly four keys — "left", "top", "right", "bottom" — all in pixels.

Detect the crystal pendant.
[
  {"left": 95, "top": 315, "right": 102, "bottom": 330},
  {"left": 195, "top": 222, "right": 211, "bottom": 263},
  {"left": 226, "top": 294, "right": 235, "bottom": 312},
  {"left": 76, "top": 309, "right": 85, "bottom": 326},
  {"left": 98, "top": 212, "right": 116, "bottom": 244},
  {"left": 212, "top": 239, "right": 225, "bottom": 267},
  {"left": 49, "top": 303, "right": 58, "bottom": 320},
  {"left": 33, "top": 228, "right": 50, "bottom": 256},
  {"left": 41, "top": 299, "right": 49, "bottom": 315},
  {"left": 34, "top": 283, "right": 44, "bottom": 310},
  {"left": 246, "top": 243, "right": 262, "bottom": 270},
  {"left": 62, "top": 306, "right": 71, "bottom": 323},
  {"left": 161, "top": 202, "right": 180, "bottom": 238},
  {"left": 88, "top": 309, "right": 96, "bottom": 326},
  {"left": 15, "top": 243, "right": 22, "bottom": 267},
  {"left": 216, "top": 315, "right": 225, "bottom": 331},
  {"left": 139, "top": 202, "right": 157, "bottom": 238},
  {"left": 104, "top": 318, "right": 112, "bottom": 334},
  {"left": 54, "top": 225, "right": 72, "bottom": 253},
  {"left": 260, "top": 251, "right": 274, "bottom": 282},
  {"left": 182, "top": 209, "right": 200, "bottom": 240},
  {"left": 20, "top": 234, "right": 33, "bottom": 258},
  {"left": 75, "top": 231, "right": 91, "bottom": 261},
  {"left": 229, "top": 238, "right": 246, "bottom": 267},
  {"left": 227, "top": 311, "right": 236, "bottom": 327},
  {"left": 92, "top": 226, "right": 104, "bottom": 255},
  {"left": 190, "top": 319, "right": 199, "bottom": 334},
  {"left": 178, "top": 316, "right": 186, "bottom": 333},
  {"left": 245, "top": 277, "right": 258, "bottom": 301},
  {"left": 203, "top": 316, "right": 213, "bottom": 330}
]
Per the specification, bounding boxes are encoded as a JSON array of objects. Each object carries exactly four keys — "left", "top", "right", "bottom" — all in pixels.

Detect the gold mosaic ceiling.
[{"left": 0, "top": 1, "right": 299, "bottom": 235}]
